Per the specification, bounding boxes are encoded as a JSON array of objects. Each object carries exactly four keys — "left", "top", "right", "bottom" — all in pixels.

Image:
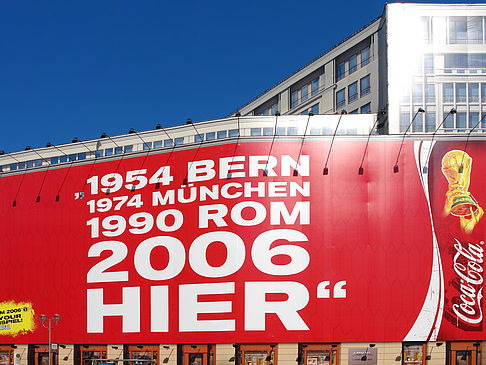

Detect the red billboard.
[{"left": 0, "top": 138, "right": 484, "bottom": 343}]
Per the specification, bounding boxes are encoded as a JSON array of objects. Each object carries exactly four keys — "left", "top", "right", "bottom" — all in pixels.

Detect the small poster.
[{"left": 348, "top": 348, "right": 377, "bottom": 365}]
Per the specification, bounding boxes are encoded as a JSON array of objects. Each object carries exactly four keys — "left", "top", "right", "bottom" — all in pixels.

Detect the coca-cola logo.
[{"left": 451, "top": 238, "right": 484, "bottom": 326}]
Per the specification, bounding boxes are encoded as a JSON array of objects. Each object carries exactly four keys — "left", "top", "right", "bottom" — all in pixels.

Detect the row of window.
[
  {"left": 400, "top": 110, "right": 486, "bottom": 133},
  {"left": 1, "top": 129, "right": 240, "bottom": 172},
  {"left": 257, "top": 103, "right": 278, "bottom": 116},
  {"left": 301, "top": 104, "right": 319, "bottom": 115},
  {"left": 336, "top": 75, "right": 370, "bottom": 108},
  {"left": 448, "top": 16, "right": 485, "bottom": 44},
  {"left": 407, "top": 53, "right": 486, "bottom": 75},
  {"left": 401, "top": 83, "right": 486, "bottom": 105},
  {"left": 336, "top": 46, "right": 370, "bottom": 81},
  {"left": 1, "top": 342, "right": 481, "bottom": 365},
  {"left": 444, "top": 83, "right": 486, "bottom": 103},
  {"left": 349, "top": 102, "right": 371, "bottom": 114},
  {"left": 290, "top": 78, "right": 319, "bottom": 109},
  {"left": 418, "top": 16, "right": 486, "bottom": 45}
]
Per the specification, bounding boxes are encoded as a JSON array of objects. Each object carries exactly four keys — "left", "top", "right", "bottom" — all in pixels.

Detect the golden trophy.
[{"left": 441, "top": 150, "right": 483, "bottom": 233}]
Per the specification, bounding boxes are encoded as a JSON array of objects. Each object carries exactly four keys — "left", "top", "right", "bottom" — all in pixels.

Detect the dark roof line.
[{"left": 228, "top": 14, "right": 383, "bottom": 116}]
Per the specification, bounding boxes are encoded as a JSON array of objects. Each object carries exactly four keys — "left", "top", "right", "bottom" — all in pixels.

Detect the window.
[
  {"left": 60, "top": 155, "right": 67, "bottom": 163},
  {"left": 195, "top": 134, "right": 204, "bottom": 143},
  {"left": 400, "top": 113, "right": 410, "bottom": 132},
  {"left": 114, "top": 147, "right": 123, "bottom": 154},
  {"left": 301, "top": 85, "right": 308, "bottom": 102},
  {"left": 419, "top": 17, "right": 431, "bottom": 43},
  {"left": 456, "top": 83, "right": 466, "bottom": 102},
  {"left": 349, "top": 109, "right": 359, "bottom": 114},
  {"left": 469, "top": 83, "right": 479, "bottom": 102},
  {"left": 34, "top": 159, "right": 42, "bottom": 166},
  {"left": 469, "top": 112, "right": 480, "bottom": 130},
  {"left": 251, "top": 128, "right": 261, "bottom": 136},
  {"left": 263, "top": 127, "right": 273, "bottom": 136},
  {"left": 449, "top": 17, "right": 467, "bottom": 43},
  {"left": 444, "top": 111, "right": 455, "bottom": 131},
  {"left": 77, "top": 153, "right": 86, "bottom": 160},
  {"left": 311, "top": 78, "right": 319, "bottom": 95},
  {"left": 361, "top": 47, "right": 370, "bottom": 66},
  {"left": 276, "top": 127, "right": 286, "bottom": 135},
  {"left": 413, "top": 113, "right": 424, "bottom": 132},
  {"left": 206, "top": 132, "right": 215, "bottom": 141},
  {"left": 95, "top": 150, "right": 103, "bottom": 158},
  {"left": 143, "top": 142, "right": 152, "bottom": 150},
  {"left": 482, "top": 84, "right": 486, "bottom": 101},
  {"left": 287, "top": 127, "right": 298, "bottom": 135},
  {"left": 164, "top": 139, "right": 173, "bottom": 147},
  {"left": 413, "top": 83, "right": 423, "bottom": 104},
  {"left": 349, "top": 54, "right": 357, "bottom": 74},
  {"left": 50, "top": 156, "right": 59, "bottom": 164},
  {"left": 336, "top": 88, "right": 345, "bottom": 108},
  {"left": 68, "top": 154, "right": 76, "bottom": 162},
  {"left": 449, "top": 16, "right": 484, "bottom": 44},
  {"left": 424, "top": 54, "right": 434, "bottom": 73},
  {"left": 348, "top": 82, "right": 358, "bottom": 102},
  {"left": 311, "top": 103, "right": 319, "bottom": 115},
  {"left": 445, "top": 53, "right": 468, "bottom": 73},
  {"left": 425, "top": 84, "right": 435, "bottom": 103},
  {"left": 263, "top": 103, "right": 278, "bottom": 115},
  {"left": 124, "top": 145, "right": 133, "bottom": 153},
  {"left": 26, "top": 160, "right": 33, "bottom": 168},
  {"left": 217, "top": 130, "right": 227, "bottom": 139},
  {"left": 457, "top": 112, "right": 467, "bottom": 131},
  {"left": 174, "top": 137, "right": 184, "bottom": 145},
  {"left": 337, "top": 61, "right": 345, "bottom": 80},
  {"left": 18, "top": 162, "right": 25, "bottom": 169},
  {"left": 360, "top": 103, "right": 371, "bottom": 113},
  {"left": 443, "top": 83, "right": 454, "bottom": 102},
  {"left": 402, "top": 343, "right": 425, "bottom": 365},
  {"left": 425, "top": 113, "right": 436, "bottom": 132},
  {"left": 229, "top": 129, "right": 238, "bottom": 137},
  {"left": 360, "top": 75, "right": 370, "bottom": 96},
  {"left": 153, "top": 141, "right": 162, "bottom": 148},
  {"left": 291, "top": 90, "right": 298, "bottom": 108},
  {"left": 10, "top": 163, "right": 17, "bottom": 171},
  {"left": 310, "top": 127, "right": 321, "bottom": 135}
]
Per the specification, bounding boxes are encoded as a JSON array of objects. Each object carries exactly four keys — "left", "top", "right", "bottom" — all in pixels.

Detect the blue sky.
[{"left": 0, "top": 0, "right": 472, "bottom": 153}]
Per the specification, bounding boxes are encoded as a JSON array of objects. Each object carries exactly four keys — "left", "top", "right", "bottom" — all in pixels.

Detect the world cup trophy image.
[{"left": 441, "top": 150, "right": 483, "bottom": 234}]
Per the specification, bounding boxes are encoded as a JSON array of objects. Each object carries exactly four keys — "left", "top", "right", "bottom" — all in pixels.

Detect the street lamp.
[{"left": 40, "top": 314, "right": 60, "bottom": 365}]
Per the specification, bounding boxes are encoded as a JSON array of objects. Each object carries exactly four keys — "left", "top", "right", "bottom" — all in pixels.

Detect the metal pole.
[{"left": 48, "top": 318, "right": 52, "bottom": 365}]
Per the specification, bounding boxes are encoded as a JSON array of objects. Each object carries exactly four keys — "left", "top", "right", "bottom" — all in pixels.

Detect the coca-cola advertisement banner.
[{"left": 0, "top": 138, "right": 484, "bottom": 343}]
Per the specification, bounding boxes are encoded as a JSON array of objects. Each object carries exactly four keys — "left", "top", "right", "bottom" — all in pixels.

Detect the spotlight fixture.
[
  {"left": 100, "top": 133, "right": 108, "bottom": 138},
  {"left": 0, "top": 150, "right": 5, "bottom": 155},
  {"left": 155, "top": 123, "right": 162, "bottom": 130},
  {"left": 46, "top": 142, "right": 52, "bottom": 147},
  {"left": 72, "top": 137, "right": 79, "bottom": 143},
  {"left": 129, "top": 128, "right": 136, "bottom": 134},
  {"left": 235, "top": 112, "right": 241, "bottom": 117},
  {"left": 25, "top": 146, "right": 32, "bottom": 150},
  {"left": 186, "top": 118, "right": 193, "bottom": 124}
]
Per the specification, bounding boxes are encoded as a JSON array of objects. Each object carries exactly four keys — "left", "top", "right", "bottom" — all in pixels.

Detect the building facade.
[
  {"left": 231, "top": 3, "right": 486, "bottom": 136},
  {"left": 1, "top": 3, "right": 486, "bottom": 365}
]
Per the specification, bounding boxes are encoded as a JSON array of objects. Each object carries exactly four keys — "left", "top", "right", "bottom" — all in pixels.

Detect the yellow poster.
[{"left": 0, "top": 301, "right": 35, "bottom": 336}]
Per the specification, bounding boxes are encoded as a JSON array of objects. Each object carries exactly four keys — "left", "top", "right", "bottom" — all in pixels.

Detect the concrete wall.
[
  {"left": 277, "top": 344, "right": 297, "bottom": 365},
  {"left": 215, "top": 344, "right": 234, "bottom": 365}
]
